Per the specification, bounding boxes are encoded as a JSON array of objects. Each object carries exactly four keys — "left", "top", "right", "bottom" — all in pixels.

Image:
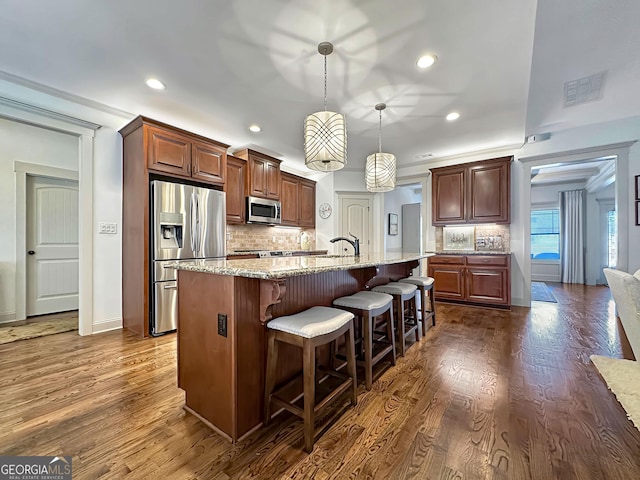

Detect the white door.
[
  {"left": 27, "top": 176, "right": 79, "bottom": 316},
  {"left": 339, "top": 196, "right": 372, "bottom": 255}
]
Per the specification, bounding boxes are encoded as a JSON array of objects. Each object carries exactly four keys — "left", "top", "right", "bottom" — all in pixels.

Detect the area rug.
[
  {"left": 0, "top": 318, "right": 78, "bottom": 345},
  {"left": 590, "top": 355, "right": 640, "bottom": 431},
  {"left": 531, "top": 281, "right": 558, "bottom": 303}
]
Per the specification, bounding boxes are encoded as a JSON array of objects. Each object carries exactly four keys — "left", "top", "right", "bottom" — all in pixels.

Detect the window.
[
  {"left": 608, "top": 209, "right": 617, "bottom": 268},
  {"left": 531, "top": 209, "right": 560, "bottom": 259}
]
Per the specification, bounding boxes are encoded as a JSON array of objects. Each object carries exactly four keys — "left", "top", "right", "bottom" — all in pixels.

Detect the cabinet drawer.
[
  {"left": 466, "top": 255, "right": 508, "bottom": 266},
  {"left": 429, "top": 255, "right": 465, "bottom": 265}
]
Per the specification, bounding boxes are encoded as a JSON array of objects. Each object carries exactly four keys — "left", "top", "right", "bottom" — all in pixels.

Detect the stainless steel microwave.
[{"left": 246, "top": 196, "right": 281, "bottom": 225}]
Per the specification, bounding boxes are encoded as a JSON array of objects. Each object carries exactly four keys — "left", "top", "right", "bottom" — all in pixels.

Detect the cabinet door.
[
  {"left": 265, "top": 161, "right": 281, "bottom": 200},
  {"left": 280, "top": 173, "right": 299, "bottom": 226},
  {"left": 467, "top": 160, "right": 510, "bottom": 223},
  {"left": 248, "top": 157, "right": 267, "bottom": 197},
  {"left": 466, "top": 267, "right": 509, "bottom": 305},
  {"left": 299, "top": 179, "right": 316, "bottom": 228},
  {"left": 428, "top": 264, "right": 465, "bottom": 300},
  {"left": 432, "top": 168, "right": 466, "bottom": 225},
  {"left": 225, "top": 156, "right": 246, "bottom": 224},
  {"left": 147, "top": 126, "right": 191, "bottom": 177},
  {"left": 192, "top": 140, "right": 226, "bottom": 185}
]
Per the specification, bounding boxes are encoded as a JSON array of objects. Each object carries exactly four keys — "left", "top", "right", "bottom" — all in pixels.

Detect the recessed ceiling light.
[
  {"left": 446, "top": 112, "right": 460, "bottom": 121},
  {"left": 416, "top": 54, "right": 437, "bottom": 69},
  {"left": 145, "top": 78, "right": 166, "bottom": 90},
  {"left": 248, "top": 124, "right": 261, "bottom": 133}
]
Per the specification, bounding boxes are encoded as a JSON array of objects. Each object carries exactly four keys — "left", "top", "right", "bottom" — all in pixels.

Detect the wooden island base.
[{"left": 177, "top": 260, "right": 418, "bottom": 442}]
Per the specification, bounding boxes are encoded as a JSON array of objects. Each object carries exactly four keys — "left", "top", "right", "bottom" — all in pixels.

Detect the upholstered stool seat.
[
  {"left": 333, "top": 291, "right": 396, "bottom": 390},
  {"left": 398, "top": 276, "right": 436, "bottom": 335},
  {"left": 372, "top": 282, "right": 419, "bottom": 356},
  {"left": 264, "top": 306, "right": 358, "bottom": 453}
]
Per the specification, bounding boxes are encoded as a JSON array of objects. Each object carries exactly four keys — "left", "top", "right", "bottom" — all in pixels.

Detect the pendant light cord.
[
  {"left": 323, "top": 55, "right": 328, "bottom": 112},
  {"left": 378, "top": 108, "right": 383, "bottom": 153}
]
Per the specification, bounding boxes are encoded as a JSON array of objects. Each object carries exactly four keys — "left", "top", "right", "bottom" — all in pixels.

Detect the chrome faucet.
[{"left": 330, "top": 232, "right": 360, "bottom": 256}]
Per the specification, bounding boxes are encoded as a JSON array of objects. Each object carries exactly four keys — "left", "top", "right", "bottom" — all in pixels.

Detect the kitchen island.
[{"left": 172, "top": 253, "right": 430, "bottom": 442}]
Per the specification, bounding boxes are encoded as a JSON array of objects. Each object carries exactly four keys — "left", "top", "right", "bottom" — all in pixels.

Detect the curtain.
[{"left": 560, "top": 189, "right": 585, "bottom": 284}]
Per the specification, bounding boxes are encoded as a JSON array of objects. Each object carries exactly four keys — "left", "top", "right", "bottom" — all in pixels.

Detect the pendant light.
[
  {"left": 304, "top": 42, "right": 347, "bottom": 172},
  {"left": 365, "top": 103, "right": 396, "bottom": 192}
]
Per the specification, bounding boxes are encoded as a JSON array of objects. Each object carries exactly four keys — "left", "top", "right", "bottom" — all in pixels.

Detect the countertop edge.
[{"left": 172, "top": 253, "right": 431, "bottom": 279}]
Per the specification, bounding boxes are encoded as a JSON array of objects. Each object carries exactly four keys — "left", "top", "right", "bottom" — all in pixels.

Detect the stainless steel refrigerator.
[{"left": 151, "top": 180, "right": 226, "bottom": 335}]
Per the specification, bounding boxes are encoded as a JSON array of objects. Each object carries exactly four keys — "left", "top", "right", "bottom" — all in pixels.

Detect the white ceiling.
[
  {"left": 0, "top": 0, "right": 638, "bottom": 174},
  {"left": 531, "top": 158, "right": 615, "bottom": 189}
]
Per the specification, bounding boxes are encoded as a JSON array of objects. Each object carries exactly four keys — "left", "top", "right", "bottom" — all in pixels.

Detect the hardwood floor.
[{"left": 0, "top": 284, "right": 638, "bottom": 479}]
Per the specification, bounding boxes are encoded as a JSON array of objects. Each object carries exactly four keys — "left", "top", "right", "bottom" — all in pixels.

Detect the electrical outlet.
[
  {"left": 98, "top": 222, "right": 117, "bottom": 234},
  {"left": 217, "top": 313, "right": 227, "bottom": 337}
]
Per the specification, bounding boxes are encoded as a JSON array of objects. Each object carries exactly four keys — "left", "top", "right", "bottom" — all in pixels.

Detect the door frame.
[
  {"left": 19, "top": 164, "right": 79, "bottom": 317},
  {"left": 520, "top": 141, "right": 633, "bottom": 306},
  {"left": 4, "top": 102, "right": 96, "bottom": 336}
]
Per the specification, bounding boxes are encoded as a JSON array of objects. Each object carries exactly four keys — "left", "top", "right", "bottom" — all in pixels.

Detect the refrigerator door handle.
[
  {"left": 190, "top": 192, "right": 198, "bottom": 254},
  {"left": 196, "top": 193, "right": 201, "bottom": 256}
]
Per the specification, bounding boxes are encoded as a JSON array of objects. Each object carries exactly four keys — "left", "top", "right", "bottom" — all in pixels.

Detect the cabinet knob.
[{"left": 28, "top": 250, "right": 35, "bottom": 255}]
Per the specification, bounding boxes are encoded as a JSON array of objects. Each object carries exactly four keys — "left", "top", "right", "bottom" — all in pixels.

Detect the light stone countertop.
[{"left": 169, "top": 252, "right": 432, "bottom": 280}]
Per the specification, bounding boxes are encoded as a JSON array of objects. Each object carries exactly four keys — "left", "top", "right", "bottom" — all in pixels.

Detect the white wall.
[
  {"left": 383, "top": 185, "right": 422, "bottom": 253},
  {"left": 313, "top": 172, "right": 336, "bottom": 252},
  {"left": 0, "top": 118, "right": 78, "bottom": 322},
  {"left": 531, "top": 182, "right": 584, "bottom": 205},
  {"left": 91, "top": 127, "right": 123, "bottom": 330}
]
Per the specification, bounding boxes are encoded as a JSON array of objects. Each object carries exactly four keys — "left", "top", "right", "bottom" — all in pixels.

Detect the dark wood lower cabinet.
[
  {"left": 428, "top": 265, "right": 465, "bottom": 300},
  {"left": 466, "top": 268, "right": 509, "bottom": 304},
  {"left": 428, "top": 254, "right": 511, "bottom": 308}
]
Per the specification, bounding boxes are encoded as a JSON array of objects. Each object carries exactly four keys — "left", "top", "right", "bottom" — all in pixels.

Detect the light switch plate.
[{"left": 98, "top": 222, "right": 117, "bottom": 234}]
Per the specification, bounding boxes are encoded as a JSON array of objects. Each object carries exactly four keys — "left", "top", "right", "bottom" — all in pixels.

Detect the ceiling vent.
[{"left": 563, "top": 71, "right": 606, "bottom": 107}]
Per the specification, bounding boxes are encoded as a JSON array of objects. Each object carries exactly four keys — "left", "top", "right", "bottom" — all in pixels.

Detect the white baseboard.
[
  {"left": 531, "top": 275, "right": 561, "bottom": 283},
  {"left": 511, "top": 296, "right": 528, "bottom": 307},
  {"left": 92, "top": 317, "right": 122, "bottom": 334},
  {"left": 0, "top": 311, "right": 17, "bottom": 324}
]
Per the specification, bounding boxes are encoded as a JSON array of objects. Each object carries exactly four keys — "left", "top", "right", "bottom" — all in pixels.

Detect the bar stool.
[
  {"left": 371, "top": 282, "right": 419, "bottom": 356},
  {"left": 264, "top": 306, "right": 358, "bottom": 453},
  {"left": 398, "top": 276, "right": 436, "bottom": 336},
  {"left": 333, "top": 291, "right": 396, "bottom": 390}
]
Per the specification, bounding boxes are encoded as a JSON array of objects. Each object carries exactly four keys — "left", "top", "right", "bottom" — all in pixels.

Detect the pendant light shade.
[
  {"left": 304, "top": 42, "right": 347, "bottom": 172},
  {"left": 365, "top": 103, "right": 396, "bottom": 192}
]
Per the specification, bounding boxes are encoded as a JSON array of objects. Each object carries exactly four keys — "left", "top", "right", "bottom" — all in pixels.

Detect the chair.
[
  {"left": 397, "top": 276, "right": 436, "bottom": 335},
  {"left": 371, "top": 282, "right": 419, "bottom": 356},
  {"left": 333, "top": 291, "right": 396, "bottom": 390},
  {"left": 603, "top": 268, "right": 640, "bottom": 360},
  {"left": 264, "top": 306, "right": 358, "bottom": 453}
]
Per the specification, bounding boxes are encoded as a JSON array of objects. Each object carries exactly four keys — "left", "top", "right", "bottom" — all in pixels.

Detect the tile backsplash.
[
  {"left": 435, "top": 224, "right": 510, "bottom": 252},
  {"left": 227, "top": 224, "right": 316, "bottom": 252}
]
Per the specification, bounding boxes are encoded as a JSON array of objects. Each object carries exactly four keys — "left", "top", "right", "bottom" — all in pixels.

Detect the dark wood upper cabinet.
[
  {"left": 467, "top": 160, "right": 509, "bottom": 223},
  {"left": 147, "top": 126, "right": 191, "bottom": 177},
  {"left": 298, "top": 178, "right": 316, "bottom": 228},
  {"left": 280, "top": 172, "right": 299, "bottom": 226},
  {"left": 135, "top": 117, "right": 229, "bottom": 187},
  {"left": 266, "top": 162, "right": 281, "bottom": 200},
  {"left": 431, "top": 156, "right": 511, "bottom": 225},
  {"left": 191, "top": 139, "right": 226, "bottom": 185},
  {"left": 433, "top": 169, "right": 466, "bottom": 224},
  {"left": 235, "top": 149, "right": 281, "bottom": 200},
  {"left": 280, "top": 171, "right": 316, "bottom": 228},
  {"left": 225, "top": 155, "right": 247, "bottom": 224}
]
